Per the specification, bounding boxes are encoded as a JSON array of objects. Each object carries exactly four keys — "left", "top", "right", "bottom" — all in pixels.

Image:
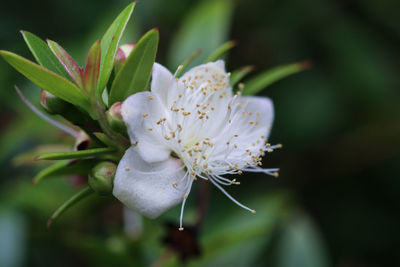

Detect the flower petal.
[
  {"left": 122, "top": 91, "right": 171, "bottom": 163},
  {"left": 151, "top": 63, "right": 177, "bottom": 107},
  {"left": 113, "top": 147, "right": 187, "bottom": 218},
  {"left": 179, "top": 61, "right": 230, "bottom": 98},
  {"left": 242, "top": 96, "right": 274, "bottom": 139}
]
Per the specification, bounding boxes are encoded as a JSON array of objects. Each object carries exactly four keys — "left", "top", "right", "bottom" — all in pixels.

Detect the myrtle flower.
[{"left": 113, "top": 60, "right": 280, "bottom": 230}]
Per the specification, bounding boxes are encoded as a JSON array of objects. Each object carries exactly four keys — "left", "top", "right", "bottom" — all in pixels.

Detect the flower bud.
[
  {"left": 41, "top": 89, "right": 89, "bottom": 124},
  {"left": 88, "top": 161, "right": 117, "bottom": 195},
  {"left": 40, "top": 90, "right": 69, "bottom": 115},
  {"left": 106, "top": 102, "right": 127, "bottom": 135},
  {"left": 115, "top": 43, "right": 135, "bottom": 73}
]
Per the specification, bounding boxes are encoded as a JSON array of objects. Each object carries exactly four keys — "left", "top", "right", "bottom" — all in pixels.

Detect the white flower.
[{"left": 113, "top": 60, "right": 280, "bottom": 230}]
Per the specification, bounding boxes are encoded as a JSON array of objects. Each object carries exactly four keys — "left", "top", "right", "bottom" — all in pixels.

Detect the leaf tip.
[
  {"left": 299, "top": 60, "right": 313, "bottom": 70},
  {"left": 46, "top": 218, "right": 54, "bottom": 229},
  {"left": 153, "top": 27, "right": 159, "bottom": 32},
  {"left": 34, "top": 155, "right": 41, "bottom": 161},
  {"left": 19, "top": 30, "right": 25, "bottom": 34}
]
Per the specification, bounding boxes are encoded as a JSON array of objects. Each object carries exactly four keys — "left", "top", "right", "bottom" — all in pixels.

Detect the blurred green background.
[{"left": 1, "top": 0, "right": 399, "bottom": 266}]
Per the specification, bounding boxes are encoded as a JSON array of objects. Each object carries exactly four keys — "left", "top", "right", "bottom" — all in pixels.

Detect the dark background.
[{"left": 1, "top": 0, "right": 399, "bottom": 266}]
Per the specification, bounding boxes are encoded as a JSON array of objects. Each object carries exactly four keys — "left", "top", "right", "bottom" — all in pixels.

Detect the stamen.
[
  {"left": 209, "top": 177, "right": 254, "bottom": 213},
  {"left": 179, "top": 178, "right": 194, "bottom": 230}
]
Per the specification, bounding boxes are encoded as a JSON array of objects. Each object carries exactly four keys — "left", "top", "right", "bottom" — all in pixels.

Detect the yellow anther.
[{"left": 125, "top": 168, "right": 130, "bottom": 171}]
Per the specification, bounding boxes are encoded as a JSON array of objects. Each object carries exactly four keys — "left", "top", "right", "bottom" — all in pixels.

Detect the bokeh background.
[{"left": 1, "top": 0, "right": 399, "bottom": 266}]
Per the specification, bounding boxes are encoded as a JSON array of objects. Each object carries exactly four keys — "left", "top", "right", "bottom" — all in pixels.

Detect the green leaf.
[
  {"left": 230, "top": 65, "right": 254, "bottom": 86},
  {"left": 93, "top": 132, "right": 116, "bottom": 148},
  {"left": 167, "top": 0, "right": 233, "bottom": 69},
  {"left": 175, "top": 49, "right": 202, "bottom": 77},
  {"left": 243, "top": 61, "right": 312, "bottom": 95},
  {"left": 36, "top": 147, "right": 115, "bottom": 160},
  {"left": 47, "top": 40, "right": 84, "bottom": 88},
  {"left": 97, "top": 2, "right": 136, "bottom": 96},
  {"left": 20, "top": 31, "right": 70, "bottom": 79},
  {"left": 109, "top": 29, "right": 159, "bottom": 105},
  {"left": 0, "top": 50, "right": 89, "bottom": 111},
  {"left": 47, "top": 186, "right": 94, "bottom": 228},
  {"left": 205, "top": 40, "right": 236, "bottom": 63},
  {"left": 83, "top": 40, "right": 101, "bottom": 92},
  {"left": 33, "top": 159, "right": 96, "bottom": 184}
]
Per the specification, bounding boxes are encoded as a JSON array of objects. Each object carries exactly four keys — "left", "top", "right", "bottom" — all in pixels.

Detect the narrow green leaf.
[
  {"left": 83, "top": 40, "right": 101, "bottom": 92},
  {"left": 230, "top": 65, "right": 254, "bottom": 86},
  {"left": 36, "top": 147, "right": 115, "bottom": 160},
  {"left": 205, "top": 40, "right": 236, "bottom": 63},
  {"left": 47, "top": 40, "right": 84, "bottom": 88},
  {"left": 97, "top": 2, "right": 136, "bottom": 96},
  {"left": 93, "top": 132, "right": 116, "bottom": 148},
  {"left": 0, "top": 50, "right": 89, "bottom": 110},
  {"left": 243, "top": 61, "right": 312, "bottom": 95},
  {"left": 20, "top": 31, "right": 70, "bottom": 79},
  {"left": 33, "top": 159, "right": 96, "bottom": 184},
  {"left": 109, "top": 29, "right": 159, "bottom": 105},
  {"left": 47, "top": 186, "right": 94, "bottom": 228},
  {"left": 167, "top": 0, "right": 233, "bottom": 69},
  {"left": 175, "top": 49, "right": 202, "bottom": 77}
]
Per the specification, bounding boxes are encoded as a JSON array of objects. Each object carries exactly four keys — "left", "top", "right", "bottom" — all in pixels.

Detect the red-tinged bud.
[
  {"left": 40, "top": 90, "right": 93, "bottom": 126},
  {"left": 40, "top": 90, "right": 69, "bottom": 115},
  {"left": 106, "top": 102, "right": 127, "bottom": 135},
  {"left": 88, "top": 161, "right": 117, "bottom": 195},
  {"left": 115, "top": 44, "right": 135, "bottom": 73}
]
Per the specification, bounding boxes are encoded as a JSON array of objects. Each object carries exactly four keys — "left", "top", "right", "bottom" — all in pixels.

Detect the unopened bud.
[
  {"left": 40, "top": 90, "right": 88, "bottom": 125},
  {"left": 115, "top": 43, "right": 135, "bottom": 73},
  {"left": 40, "top": 90, "right": 69, "bottom": 115},
  {"left": 88, "top": 161, "right": 117, "bottom": 195},
  {"left": 106, "top": 102, "right": 127, "bottom": 135}
]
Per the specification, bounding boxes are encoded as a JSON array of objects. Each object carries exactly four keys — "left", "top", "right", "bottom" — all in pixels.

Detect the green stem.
[{"left": 47, "top": 186, "right": 94, "bottom": 228}]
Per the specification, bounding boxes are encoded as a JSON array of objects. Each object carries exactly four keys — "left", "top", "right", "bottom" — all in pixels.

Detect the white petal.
[
  {"left": 113, "top": 147, "right": 187, "bottom": 218},
  {"left": 180, "top": 60, "right": 228, "bottom": 90},
  {"left": 151, "top": 63, "right": 177, "bottom": 107},
  {"left": 242, "top": 96, "right": 274, "bottom": 138},
  {"left": 122, "top": 92, "right": 171, "bottom": 163}
]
